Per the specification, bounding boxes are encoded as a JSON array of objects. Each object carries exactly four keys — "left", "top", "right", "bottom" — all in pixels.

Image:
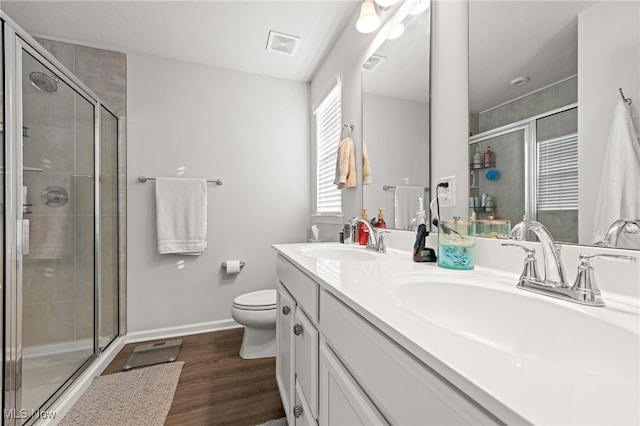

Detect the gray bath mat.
[
  {"left": 60, "top": 361, "right": 184, "bottom": 426},
  {"left": 122, "top": 339, "right": 182, "bottom": 371}
]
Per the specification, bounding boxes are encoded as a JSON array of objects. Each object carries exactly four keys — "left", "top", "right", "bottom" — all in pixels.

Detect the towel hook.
[
  {"left": 619, "top": 88, "right": 632, "bottom": 105},
  {"left": 341, "top": 124, "right": 354, "bottom": 139}
]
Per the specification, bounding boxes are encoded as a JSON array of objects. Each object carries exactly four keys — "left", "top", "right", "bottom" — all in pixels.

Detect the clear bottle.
[{"left": 473, "top": 147, "right": 481, "bottom": 168}]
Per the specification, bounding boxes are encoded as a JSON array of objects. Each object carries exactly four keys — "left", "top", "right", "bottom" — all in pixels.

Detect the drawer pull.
[
  {"left": 293, "top": 324, "right": 303, "bottom": 336},
  {"left": 282, "top": 306, "right": 291, "bottom": 315},
  {"left": 293, "top": 405, "right": 303, "bottom": 418}
]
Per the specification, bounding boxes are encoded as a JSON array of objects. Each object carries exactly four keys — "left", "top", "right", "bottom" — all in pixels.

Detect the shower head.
[{"left": 29, "top": 71, "right": 58, "bottom": 93}]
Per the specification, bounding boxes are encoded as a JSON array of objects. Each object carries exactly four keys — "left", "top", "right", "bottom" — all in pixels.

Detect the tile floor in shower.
[{"left": 22, "top": 347, "right": 93, "bottom": 413}]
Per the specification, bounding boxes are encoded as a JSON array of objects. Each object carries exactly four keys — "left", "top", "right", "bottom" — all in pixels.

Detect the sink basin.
[
  {"left": 388, "top": 273, "right": 639, "bottom": 380},
  {"left": 297, "top": 244, "right": 381, "bottom": 261}
]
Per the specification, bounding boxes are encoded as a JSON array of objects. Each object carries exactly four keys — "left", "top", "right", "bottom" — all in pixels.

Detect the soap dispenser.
[
  {"left": 374, "top": 209, "right": 387, "bottom": 228},
  {"left": 358, "top": 209, "right": 370, "bottom": 245},
  {"left": 484, "top": 146, "right": 494, "bottom": 167},
  {"left": 473, "top": 147, "right": 481, "bottom": 168}
]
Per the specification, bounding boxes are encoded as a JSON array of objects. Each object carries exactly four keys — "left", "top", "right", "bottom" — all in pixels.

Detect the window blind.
[
  {"left": 537, "top": 134, "right": 578, "bottom": 211},
  {"left": 314, "top": 82, "right": 342, "bottom": 214}
]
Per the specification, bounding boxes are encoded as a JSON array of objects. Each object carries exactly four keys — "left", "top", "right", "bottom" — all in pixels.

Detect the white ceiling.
[
  {"left": 363, "top": 9, "right": 430, "bottom": 103},
  {"left": 469, "top": 0, "right": 598, "bottom": 113},
  {"left": 1, "top": 0, "right": 360, "bottom": 82}
]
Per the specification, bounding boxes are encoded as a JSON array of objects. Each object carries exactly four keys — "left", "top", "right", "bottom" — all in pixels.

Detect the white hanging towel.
[
  {"left": 155, "top": 177, "right": 208, "bottom": 255},
  {"left": 592, "top": 100, "right": 640, "bottom": 243},
  {"left": 394, "top": 186, "right": 425, "bottom": 230}
]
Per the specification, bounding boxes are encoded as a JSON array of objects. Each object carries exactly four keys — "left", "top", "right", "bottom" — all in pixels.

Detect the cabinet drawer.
[
  {"left": 320, "top": 290, "right": 498, "bottom": 426},
  {"left": 294, "top": 307, "right": 318, "bottom": 420},
  {"left": 277, "top": 255, "right": 319, "bottom": 322}
]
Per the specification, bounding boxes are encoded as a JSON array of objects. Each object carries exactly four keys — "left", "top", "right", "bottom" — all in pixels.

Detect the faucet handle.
[
  {"left": 578, "top": 253, "right": 637, "bottom": 264},
  {"left": 572, "top": 253, "right": 637, "bottom": 306},
  {"left": 501, "top": 243, "right": 541, "bottom": 284}
]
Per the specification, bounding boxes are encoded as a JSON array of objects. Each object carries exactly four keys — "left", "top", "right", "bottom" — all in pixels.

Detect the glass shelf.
[{"left": 469, "top": 162, "right": 496, "bottom": 170}]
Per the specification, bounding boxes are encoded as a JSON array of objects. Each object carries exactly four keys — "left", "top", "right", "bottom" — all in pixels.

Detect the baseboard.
[
  {"left": 125, "top": 319, "right": 242, "bottom": 344},
  {"left": 42, "top": 335, "right": 126, "bottom": 425}
]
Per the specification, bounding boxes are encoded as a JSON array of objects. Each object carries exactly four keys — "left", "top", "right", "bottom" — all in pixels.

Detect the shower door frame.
[{"left": 2, "top": 13, "right": 120, "bottom": 425}]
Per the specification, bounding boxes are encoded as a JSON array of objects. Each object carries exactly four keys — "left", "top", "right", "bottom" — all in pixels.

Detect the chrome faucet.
[
  {"left": 507, "top": 219, "right": 568, "bottom": 287},
  {"left": 503, "top": 219, "right": 637, "bottom": 307},
  {"left": 596, "top": 219, "right": 640, "bottom": 249},
  {"left": 347, "top": 217, "right": 388, "bottom": 252}
]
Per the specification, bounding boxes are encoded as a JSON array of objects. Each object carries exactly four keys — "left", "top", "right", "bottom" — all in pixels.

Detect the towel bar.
[{"left": 138, "top": 176, "right": 222, "bottom": 185}]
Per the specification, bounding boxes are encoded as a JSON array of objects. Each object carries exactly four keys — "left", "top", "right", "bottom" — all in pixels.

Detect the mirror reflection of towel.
[
  {"left": 363, "top": 142, "right": 372, "bottom": 185},
  {"left": 593, "top": 100, "right": 640, "bottom": 243},
  {"left": 394, "top": 186, "right": 425, "bottom": 230}
]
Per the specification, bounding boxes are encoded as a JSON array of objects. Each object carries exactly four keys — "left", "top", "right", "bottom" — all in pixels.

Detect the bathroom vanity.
[{"left": 273, "top": 242, "right": 639, "bottom": 425}]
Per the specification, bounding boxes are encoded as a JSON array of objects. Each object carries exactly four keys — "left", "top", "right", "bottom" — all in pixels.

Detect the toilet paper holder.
[{"left": 221, "top": 261, "right": 245, "bottom": 269}]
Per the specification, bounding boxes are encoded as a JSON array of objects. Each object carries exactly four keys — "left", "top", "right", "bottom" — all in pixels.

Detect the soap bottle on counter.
[
  {"left": 358, "top": 209, "right": 370, "bottom": 245},
  {"left": 374, "top": 209, "right": 387, "bottom": 228}
]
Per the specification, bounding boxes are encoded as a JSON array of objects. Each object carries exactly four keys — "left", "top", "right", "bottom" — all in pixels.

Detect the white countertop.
[{"left": 273, "top": 242, "right": 640, "bottom": 426}]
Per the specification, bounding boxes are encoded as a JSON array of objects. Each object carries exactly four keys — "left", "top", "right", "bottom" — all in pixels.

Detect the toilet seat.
[{"left": 233, "top": 289, "right": 276, "bottom": 311}]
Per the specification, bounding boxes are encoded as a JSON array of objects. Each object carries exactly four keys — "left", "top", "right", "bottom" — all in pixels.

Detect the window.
[
  {"left": 314, "top": 81, "right": 342, "bottom": 215},
  {"left": 536, "top": 133, "right": 578, "bottom": 210}
]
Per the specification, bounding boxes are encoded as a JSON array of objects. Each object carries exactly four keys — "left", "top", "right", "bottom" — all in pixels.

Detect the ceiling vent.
[
  {"left": 266, "top": 31, "right": 301, "bottom": 56},
  {"left": 362, "top": 54, "right": 386, "bottom": 71}
]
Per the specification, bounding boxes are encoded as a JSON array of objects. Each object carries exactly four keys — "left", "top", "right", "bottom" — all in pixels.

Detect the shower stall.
[{"left": 2, "top": 14, "right": 121, "bottom": 424}]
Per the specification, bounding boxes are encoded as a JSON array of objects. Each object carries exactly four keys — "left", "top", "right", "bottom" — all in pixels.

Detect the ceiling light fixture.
[
  {"left": 387, "top": 23, "right": 405, "bottom": 40},
  {"left": 356, "top": 0, "right": 381, "bottom": 34},
  {"left": 409, "top": 0, "right": 430, "bottom": 15},
  {"left": 374, "top": 0, "right": 399, "bottom": 8},
  {"left": 510, "top": 76, "right": 530, "bottom": 86}
]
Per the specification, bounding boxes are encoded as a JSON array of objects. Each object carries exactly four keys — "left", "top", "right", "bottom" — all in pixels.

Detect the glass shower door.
[{"left": 20, "top": 47, "right": 95, "bottom": 419}]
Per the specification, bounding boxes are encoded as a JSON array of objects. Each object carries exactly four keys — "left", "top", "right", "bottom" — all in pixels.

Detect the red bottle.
[
  {"left": 374, "top": 209, "right": 387, "bottom": 228},
  {"left": 484, "top": 146, "right": 494, "bottom": 167},
  {"left": 358, "top": 209, "right": 370, "bottom": 245}
]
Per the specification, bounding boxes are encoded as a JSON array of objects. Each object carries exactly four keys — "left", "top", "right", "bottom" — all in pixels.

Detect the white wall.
[
  {"left": 578, "top": 0, "right": 640, "bottom": 244},
  {"left": 127, "top": 53, "right": 310, "bottom": 333},
  {"left": 362, "top": 93, "right": 429, "bottom": 227},
  {"left": 430, "top": 0, "right": 469, "bottom": 222}
]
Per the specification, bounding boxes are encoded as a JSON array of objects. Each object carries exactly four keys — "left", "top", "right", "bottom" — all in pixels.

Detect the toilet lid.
[{"left": 233, "top": 289, "right": 276, "bottom": 310}]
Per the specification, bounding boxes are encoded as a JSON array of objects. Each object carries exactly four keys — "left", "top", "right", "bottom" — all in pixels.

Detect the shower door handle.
[{"left": 22, "top": 219, "right": 30, "bottom": 255}]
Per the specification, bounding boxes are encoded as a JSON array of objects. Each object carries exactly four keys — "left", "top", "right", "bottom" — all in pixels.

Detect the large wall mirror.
[
  {"left": 362, "top": 3, "right": 431, "bottom": 230},
  {"left": 469, "top": 0, "right": 639, "bottom": 249}
]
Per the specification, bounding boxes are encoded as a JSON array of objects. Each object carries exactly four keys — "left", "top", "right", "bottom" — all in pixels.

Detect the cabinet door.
[
  {"left": 294, "top": 379, "right": 318, "bottom": 426},
  {"left": 294, "top": 306, "right": 319, "bottom": 420},
  {"left": 319, "top": 342, "right": 388, "bottom": 426},
  {"left": 276, "top": 282, "right": 296, "bottom": 422}
]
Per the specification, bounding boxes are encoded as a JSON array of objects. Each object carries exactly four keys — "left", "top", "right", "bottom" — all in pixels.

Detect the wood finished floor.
[{"left": 103, "top": 328, "right": 285, "bottom": 425}]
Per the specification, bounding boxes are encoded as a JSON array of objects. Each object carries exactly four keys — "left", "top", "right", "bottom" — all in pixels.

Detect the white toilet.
[{"left": 230, "top": 289, "right": 277, "bottom": 359}]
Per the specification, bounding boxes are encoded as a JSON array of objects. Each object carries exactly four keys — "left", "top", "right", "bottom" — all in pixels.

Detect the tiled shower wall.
[
  {"left": 33, "top": 37, "right": 127, "bottom": 340},
  {"left": 469, "top": 76, "right": 577, "bottom": 136},
  {"left": 468, "top": 77, "right": 578, "bottom": 243}
]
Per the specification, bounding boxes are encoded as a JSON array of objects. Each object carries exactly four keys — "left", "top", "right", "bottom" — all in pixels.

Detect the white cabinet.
[
  {"left": 276, "top": 282, "right": 295, "bottom": 420},
  {"left": 276, "top": 254, "right": 498, "bottom": 426},
  {"left": 276, "top": 255, "right": 319, "bottom": 425},
  {"left": 319, "top": 342, "right": 388, "bottom": 426},
  {"left": 320, "top": 289, "right": 498, "bottom": 425}
]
